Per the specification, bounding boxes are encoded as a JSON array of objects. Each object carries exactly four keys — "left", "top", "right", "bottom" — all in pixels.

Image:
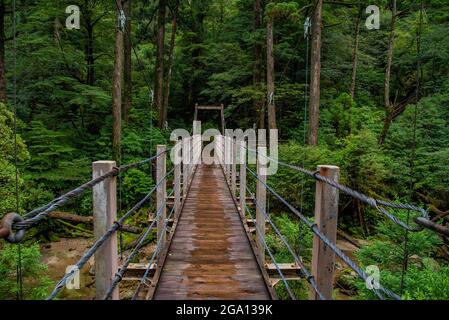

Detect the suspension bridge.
[{"left": 1, "top": 105, "right": 448, "bottom": 300}]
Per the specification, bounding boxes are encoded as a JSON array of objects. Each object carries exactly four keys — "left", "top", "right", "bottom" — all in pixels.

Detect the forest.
[{"left": 0, "top": 0, "right": 448, "bottom": 300}]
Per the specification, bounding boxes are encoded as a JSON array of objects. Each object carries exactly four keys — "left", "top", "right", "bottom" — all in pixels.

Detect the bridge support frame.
[
  {"left": 311, "top": 165, "right": 340, "bottom": 300},
  {"left": 92, "top": 161, "right": 119, "bottom": 300}
]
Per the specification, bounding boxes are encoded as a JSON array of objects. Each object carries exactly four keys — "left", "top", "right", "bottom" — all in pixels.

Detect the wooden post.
[
  {"left": 231, "top": 138, "right": 237, "bottom": 196},
  {"left": 93, "top": 161, "right": 118, "bottom": 300},
  {"left": 239, "top": 141, "right": 247, "bottom": 213},
  {"left": 221, "top": 135, "right": 225, "bottom": 168},
  {"left": 215, "top": 135, "right": 222, "bottom": 166},
  {"left": 183, "top": 137, "right": 190, "bottom": 196},
  {"left": 193, "top": 133, "right": 201, "bottom": 167},
  {"left": 220, "top": 104, "right": 225, "bottom": 135},
  {"left": 190, "top": 136, "right": 194, "bottom": 177},
  {"left": 157, "top": 145, "right": 167, "bottom": 246},
  {"left": 310, "top": 165, "right": 340, "bottom": 300},
  {"left": 226, "top": 137, "right": 231, "bottom": 183},
  {"left": 256, "top": 146, "right": 267, "bottom": 265},
  {"left": 174, "top": 143, "right": 181, "bottom": 214}
]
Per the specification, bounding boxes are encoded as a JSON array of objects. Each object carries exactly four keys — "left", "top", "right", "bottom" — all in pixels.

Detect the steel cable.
[
  {"left": 104, "top": 189, "right": 175, "bottom": 300},
  {"left": 243, "top": 202, "right": 296, "bottom": 300},
  {"left": 245, "top": 147, "right": 428, "bottom": 231},
  {"left": 246, "top": 186, "right": 325, "bottom": 300},
  {"left": 131, "top": 201, "right": 177, "bottom": 300},
  {"left": 9, "top": 150, "right": 170, "bottom": 233},
  {"left": 246, "top": 166, "right": 401, "bottom": 300},
  {"left": 46, "top": 168, "right": 174, "bottom": 300}
]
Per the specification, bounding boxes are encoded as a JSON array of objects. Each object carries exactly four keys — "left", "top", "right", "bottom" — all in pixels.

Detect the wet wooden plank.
[{"left": 152, "top": 164, "right": 271, "bottom": 300}]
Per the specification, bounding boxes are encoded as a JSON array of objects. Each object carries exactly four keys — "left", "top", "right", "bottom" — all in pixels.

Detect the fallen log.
[
  {"left": 47, "top": 211, "right": 143, "bottom": 234},
  {"left": 337, "top": 229, "right": 361, "bottom": 248},
  {"left": 430, "top": 206, "right": 449, "bottom": 222}
]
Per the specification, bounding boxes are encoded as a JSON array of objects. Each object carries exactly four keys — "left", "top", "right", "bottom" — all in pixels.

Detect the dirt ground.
[
  {"left": 40, "top": 237, "right": 157, "bottom": 300},
  {"left": 40, "top": 238, "right": 96, "bottom": 300}
]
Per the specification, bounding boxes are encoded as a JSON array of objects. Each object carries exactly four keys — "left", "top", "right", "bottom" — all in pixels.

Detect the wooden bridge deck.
[{"left": 152, "top": 164, "right": 271, "bottom": 300}]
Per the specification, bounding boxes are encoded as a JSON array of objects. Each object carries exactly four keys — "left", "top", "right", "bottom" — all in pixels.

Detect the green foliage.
[
  {"left": 322, "top": 93, "right": 355, "bottom": 139},
  {"left": 0, "top": 0, "right": 447, "bottom": 301},
  {"left": 354, "top": 210, "right": 444, "bottom": 300},
  {"left": 121, "top": 169, "right": 154, "bottom": 210},
  {"left": 402, "top": 262, "right": 449, "bottom": 300},
  {"left": 386, "top": 90, "right": 449, "bottom": 201},
  {"left": 266, "top": 2, "right": 300, "bottom": 22},
  {"left": 0, "top": 243, "right": 52, "bottom": 300},
  {"left": 24, "top": 121, "right": 75, "bottom": 172},
  {"left": 266, "top": 213, "right": 313, "bottom": 262},
  {"left": 0, "top": 103, "right": 29, "bottom": 214},
  {"left": 264, "top": 213, "right": 313, "bottom": 299}
]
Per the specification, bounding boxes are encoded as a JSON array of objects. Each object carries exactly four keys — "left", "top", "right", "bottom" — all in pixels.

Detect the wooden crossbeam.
[
  {"left": 121, "top": 263, "right": 157, "bottom": 281},
  {"left": 196, "top": 105, "right": 223, "bottom": 110},
  {"left": 266, "top": 263, "right": 302, "bottom": 286},
  {"left": 194, "top": 103, "right": 226, "bottom": 134},
  {"left": 148, "top": 218, "right": 174, "bottom": 226}
]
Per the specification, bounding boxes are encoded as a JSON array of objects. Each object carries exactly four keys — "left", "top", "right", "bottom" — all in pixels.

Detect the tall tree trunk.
[
  {"left": 0, "top": 0, "right": 7, "bottom": 103},
  {"left": 187, "top": 0, "right": 208, "bottom": 111},
  {"left": 307, "top": 0, "right": 322, "bottom": 146},
  {"left": 123, "top": 0, "right": 132, "bottom": 125},
  {"left": 112, "top": 6, "right": 124, "bottom": 162},
  {"left": 379, "top": 0, "right": 397, "bottom": 145},
  {"left": 163, "top": 10, "right": 177, "bottom": 125},
  {"left": 350, "top": 6, "right": 362, "bottom": 99},
  {"left": 155, "top": 0, "right": 166, "bottom": 129},
  {"left": 254, "top": 0, "right": 265, "bottom": 129},
  {"left": 266, "top": 20, "right": 276, "bottom": 131}
]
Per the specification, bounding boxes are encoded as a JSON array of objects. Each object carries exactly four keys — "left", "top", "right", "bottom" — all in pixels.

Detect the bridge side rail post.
[
  {"left": 221, "top": 135, "right": 225, "bottom": 170},
  {"left": 92, "top": 161, "right": 119, "bottom": 300},
  {"left": 182, "top": 137, "right": 190, "bottom": 197},
  {"left": 225, "top": 136, "right": 231, "bottom": 183},
  {"left": 189, "top": 136, "right": 192, "bottom": 179},
  {"left": 231, "top": 138, "right": 237, "bottom": 196},
  {"left": 239, "top": 141, "right": 246, "bottom": 213},
  {"left": 174, "top": 140, "right": 181, "bottom": 214},
  {"left": 256, "top": 146, "right": 267, "bottom": 265},
  {"left": 215, "top": 135, "right": 222, "bottom": 167},
  {"left": 157, "top": 145, "right": 167, "bottom": 248},
  {"left": 310, "top": 165, "right": 340, "bottom": 300}
]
